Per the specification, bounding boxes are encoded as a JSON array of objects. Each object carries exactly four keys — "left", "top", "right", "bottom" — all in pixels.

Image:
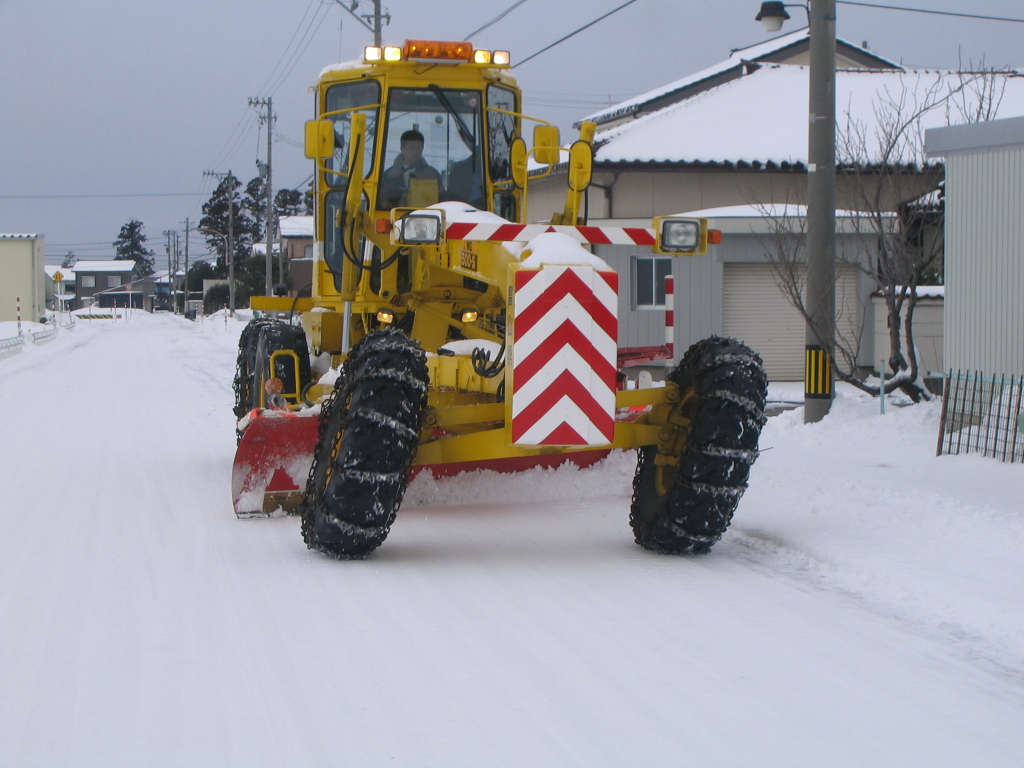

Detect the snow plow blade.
[
  {"left": 232, "top": 409, "right": 613, "bottom": 519},
  {"left": 232, "top": 411, "right": 320, "bottom": 518}
]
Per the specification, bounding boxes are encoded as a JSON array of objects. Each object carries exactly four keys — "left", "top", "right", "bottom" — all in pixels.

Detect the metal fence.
[
  {"left": 0, "top": 336, "right": 25, "bottom": 359},
  {"left": 937, "top": 370, "right": 1024, "bottom": 463}
]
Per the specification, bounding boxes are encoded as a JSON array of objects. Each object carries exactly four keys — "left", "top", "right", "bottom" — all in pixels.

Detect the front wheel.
[
  {"left": 300, "top": 329, "right": 428, "bottom": 559},
  {"left": 630, "top": 336, "right": 767, "bottom": 554}
]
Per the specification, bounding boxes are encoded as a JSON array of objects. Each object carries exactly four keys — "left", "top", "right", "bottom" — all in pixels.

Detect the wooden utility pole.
[{"left": 250, "top": 97, "right": 276, "bottom": 296}]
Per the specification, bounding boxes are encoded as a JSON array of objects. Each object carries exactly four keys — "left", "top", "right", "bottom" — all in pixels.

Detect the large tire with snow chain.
[
  {"left": 233, "top": 319, "right": 311, "bottom": 418},
  {"left": 233, "top": 319, "right": 273, "bottom": 419},
  {"left": 300, "top": 329, "right": 428, "bottom": 559},
  {"left": 254, "top": 321, "right": 311, "bottom": 405},
  {"left": 630, "top": 336, "right": 767, "bottom": 554}
]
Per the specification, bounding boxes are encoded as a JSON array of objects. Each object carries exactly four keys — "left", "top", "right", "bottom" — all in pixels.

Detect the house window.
[
  {"left": 304, "top": 244, "right": 313, "bottom": 259},
  {"left": 81, "top": 275, "right": 96, "bottom": 288},
  {"left": 632, "top": 256, "right": 673, "bottom": 308},
  {"left": 107, "top": 276, "right": 122, "bottom": 288}
]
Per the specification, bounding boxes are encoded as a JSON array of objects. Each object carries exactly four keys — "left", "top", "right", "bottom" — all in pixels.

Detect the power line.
[
  {"left": 255, "top": 0, "right": 323, "bottom": 95},
  {"left": 264, "top": 0, "right": 334, "bottom": 96},
  {"left": 464, "top": 0, "right": 532, "bottom": 39},
  {"left": 1, "top": 192, "right": 203, "bottom": 200},
  {"left": 836, "top": 1, "right": 1024, "bottom": 23},
  {"left": 513, "top": 0, "right": 641, "bottom": 69}
]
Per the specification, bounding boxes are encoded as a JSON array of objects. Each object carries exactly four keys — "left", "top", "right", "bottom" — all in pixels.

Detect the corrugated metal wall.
[
  {"left": 594, "top": 245, "right": 720, "bottom": 361},
  {"left": 945, "top": 148, "right": 1024, "bottom": 376}
]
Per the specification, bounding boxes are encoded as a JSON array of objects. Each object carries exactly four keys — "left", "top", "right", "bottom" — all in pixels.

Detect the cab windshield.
[{"left": 376, "top": 88, "right": 484, "bottom": 210}]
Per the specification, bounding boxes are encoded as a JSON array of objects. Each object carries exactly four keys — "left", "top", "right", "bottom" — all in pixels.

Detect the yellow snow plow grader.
[{"left": 233, "top": 40, "right": 768, "bottom": 559}]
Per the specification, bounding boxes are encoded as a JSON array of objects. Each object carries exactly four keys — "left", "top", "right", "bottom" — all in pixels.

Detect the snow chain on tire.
[
  {"left": 630, "top": 336, "right": 768, "bottom": 554},
  {"left": 300, "top": 329, "right": 429, "bottom": 559},
  {"left": 233, "top": 319, "right": 273, "bottom": 419}
]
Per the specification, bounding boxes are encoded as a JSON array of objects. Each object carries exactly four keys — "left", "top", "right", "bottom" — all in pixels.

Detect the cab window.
[
  {"left": 324, "top": 80, "right": 380, "bottom": 190},
  {"left": 377, "top": 88, "right": 484, "bottom": 210}
]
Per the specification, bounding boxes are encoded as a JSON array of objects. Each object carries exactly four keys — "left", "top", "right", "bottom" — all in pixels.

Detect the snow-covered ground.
[{"left": 1, "top": 312, "right": 1022, "bottom": 767}]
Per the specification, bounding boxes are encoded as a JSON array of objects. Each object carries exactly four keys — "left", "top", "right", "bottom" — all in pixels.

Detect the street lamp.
[{"left": 755, "top": 1, "right": 836, "bottom": 422}]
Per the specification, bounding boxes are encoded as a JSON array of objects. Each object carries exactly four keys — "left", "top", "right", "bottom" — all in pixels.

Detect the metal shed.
[{"left": 925, "top": 116, "right": 1024, "bottom": 461}]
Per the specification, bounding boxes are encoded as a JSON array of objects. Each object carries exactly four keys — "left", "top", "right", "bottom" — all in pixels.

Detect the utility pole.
[
  {"left": 331, "top": 1, "right": 390, "bottom": 47},
  {"left": 803, "top": 0, "right": 837, "bottom": 422},
  {"left": 163, "top": 230, "right": 173, "bottom": 311},
  {"left": 250, "top": 96, "right": 276, "bottom": 297},
  {"left": 182, "top": 217, "right": 191, "bottom": 314},
  {"left": 203, "top": 169, "right": 237, "bottom": 316},
  {"left": 756, "top": 0, "right": 836, "bottom": 422}
]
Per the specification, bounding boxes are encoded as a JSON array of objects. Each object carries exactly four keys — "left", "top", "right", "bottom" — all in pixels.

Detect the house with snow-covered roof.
[
  {"left": 527, "top": 30, "right": 1024, "bottom": 381},
  {"left": 578, "top": 28, "right": 900, "bottom": 131},
  {"left": 72, "top": 260, "right": 140, "bottom": 309},
  {"left": 44, "top": 264, "right": 76, "bottom": 311}
]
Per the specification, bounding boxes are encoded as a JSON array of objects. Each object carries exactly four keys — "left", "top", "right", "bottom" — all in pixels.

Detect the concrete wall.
[{"left": 0, "top": 236, "right": 45, "bottom": 323}]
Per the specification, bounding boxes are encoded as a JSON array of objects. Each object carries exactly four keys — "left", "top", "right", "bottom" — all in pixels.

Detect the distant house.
[
  {"left": 44, "top": 265, "right": 76, "bottom": 311},
  {"left": 0, "top": 234, "right": 45, "bottom": 323},
  {"left": 72, "top": 260, "right": 140, "bottom": 309},
  {"left": 527, "top": 28, "right": 1024, "bottom": 379},
  {"left": 254, "top": 215, "right": 314, "bottom": 296}
]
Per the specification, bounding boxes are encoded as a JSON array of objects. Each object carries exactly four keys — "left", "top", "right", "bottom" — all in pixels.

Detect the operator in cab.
[{"left": 378, "top": 130, "right": 442, "bottom": 209}]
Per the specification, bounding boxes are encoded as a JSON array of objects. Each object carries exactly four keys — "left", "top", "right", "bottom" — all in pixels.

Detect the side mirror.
[
  {"left": 566, "top": 140, "right": 593, "bottom": 192},
  {"left": 510, "top": 137, "right": 528, "bottom": 189},
  {"left": 304, "top": 119, "right": 334, "bottom": 159},
  {"left": 533, "top": 125, "right": 561, "bottom": 166}
]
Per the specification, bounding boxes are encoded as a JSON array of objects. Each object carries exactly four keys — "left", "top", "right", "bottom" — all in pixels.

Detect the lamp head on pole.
[{"left": 756, "top": 1, "right": 791, "bottom": 32}]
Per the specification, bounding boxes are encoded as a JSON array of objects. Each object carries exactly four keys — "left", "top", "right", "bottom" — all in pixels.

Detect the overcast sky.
[{"left": 2, "top": 0, "right": 1022, "bottom": 264}]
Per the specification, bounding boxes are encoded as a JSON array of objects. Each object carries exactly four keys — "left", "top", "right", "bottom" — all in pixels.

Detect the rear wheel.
[
  {"left": 630, "top": 336, "right": 767, "bottom": 554},
  {"left": 300, "top": 329, "right": 428, "bottom": 559},
  {"left": 253, "top": 321, "right": 311, "bottom": 407},
  {"left": 233, "top": 319, "right": 272, "bottom": 419}
]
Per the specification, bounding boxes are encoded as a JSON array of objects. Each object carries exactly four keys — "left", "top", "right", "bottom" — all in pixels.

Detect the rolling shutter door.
[
  {"left": 723, "top": 263, "right": 860, "bottom": 381},
  {"left": 723, "top": 263, "right": 803, "bottom": 380}
]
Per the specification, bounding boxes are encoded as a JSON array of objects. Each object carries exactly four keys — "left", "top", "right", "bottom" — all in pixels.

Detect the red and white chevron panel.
[
  {"left": 447, "top": 222, "right": 655, "bottom": 247},
  {"left": 511, "top": 266, "right": 618, "bottom": 446}
]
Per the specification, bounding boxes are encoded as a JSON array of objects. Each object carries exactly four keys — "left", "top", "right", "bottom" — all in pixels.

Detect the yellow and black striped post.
[{"left": 805, "top": 345, "right": 833, "bottom": 400}]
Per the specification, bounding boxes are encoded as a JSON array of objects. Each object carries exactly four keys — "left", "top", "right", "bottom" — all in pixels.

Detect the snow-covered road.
[{"left": 1, "top": 312, "right": 1022, "bottom": 767}]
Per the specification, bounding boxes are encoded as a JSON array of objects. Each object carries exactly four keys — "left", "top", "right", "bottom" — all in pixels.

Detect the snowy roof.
[
  {"left": 71, "top": 260, "right": 138, "bottom": 273},
  {"left": 593, "top": 65, "right": 1024, "bottom": 168},
  {"left": 580, "top": 28, "right": 901, "bottom": 127},
  {"left": 44, "top": 265, "right": 76, "bottom": 280},
  {"left": 680, "top": 203, "right": 890, "bottom": 219},
  {"left": 279, "top": 216, "right": 313, "bottom": 238},
  {"left": 0, "top": 233, "right": 41, "bottom": 239}
]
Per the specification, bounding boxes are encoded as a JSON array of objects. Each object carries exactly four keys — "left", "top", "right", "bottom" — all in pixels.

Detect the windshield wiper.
[{"left": 429, "top": 85, "right": 477, "bottom": 155}]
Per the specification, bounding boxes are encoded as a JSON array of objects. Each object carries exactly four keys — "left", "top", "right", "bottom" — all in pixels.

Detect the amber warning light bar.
[{"left": 364, "top": 41, "right": 511, "bottom": 66}]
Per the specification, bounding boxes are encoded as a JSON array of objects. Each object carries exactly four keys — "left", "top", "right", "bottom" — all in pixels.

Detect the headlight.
[
  {"left": 395, "top": 213, "right": 442, "bottom": 245},
  {"left": 660, "top": 219, "right": 700, "bottom": 252}
]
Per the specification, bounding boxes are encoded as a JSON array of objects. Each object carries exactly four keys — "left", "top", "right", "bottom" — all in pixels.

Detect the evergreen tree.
[
  {"left": 187, "top": 260, "right": 218, "bottom": 291},
  {"left": 274, "top": 188, "right": 306, "bottom": 217},
  {"left": 200, "top": 176, "right": 253, "bottom": 277},
  {"left": 60, "top": 251, "right": 77, "bottom": 268},
  {"left": 242, "top": 177, "right": 267, "bottom": 242},
  {"left": 113, "top": 220, "right": 155, "bottom": 276}
]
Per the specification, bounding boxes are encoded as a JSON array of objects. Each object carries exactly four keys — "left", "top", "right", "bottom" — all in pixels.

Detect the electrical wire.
[
  {"left": 464, "top": 0, "right": 533, "bottom": 39},
  {"left": 254, "top": 0, "right": 323, "bottom": 96},
  {"left": 1, "top": 192, "right": 203, "bottom": 199},
  {"left": 836, "top": 1, "right": 1024, "bottom": 24},
  {"left": 513, "top": 0, "right": 641, "bottom": 69},
  {"left": 264, "top": 0, "right": 334, "bottom": 97}
]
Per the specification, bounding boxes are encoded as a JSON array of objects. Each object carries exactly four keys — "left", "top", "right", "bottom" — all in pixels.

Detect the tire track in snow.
[{"left": 724, "top": 524, "right": 1024, "bottom": 691}]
